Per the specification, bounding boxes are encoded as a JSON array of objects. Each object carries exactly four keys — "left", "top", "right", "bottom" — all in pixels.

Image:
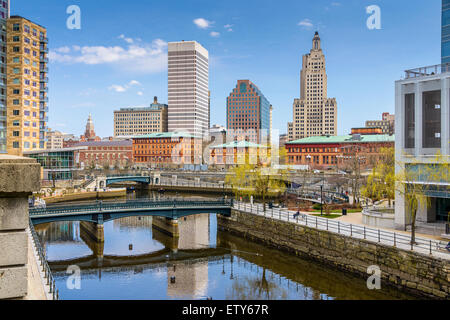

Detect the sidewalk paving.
[{"left": 300, "top": 210, "right": 445, "bottom": 241}]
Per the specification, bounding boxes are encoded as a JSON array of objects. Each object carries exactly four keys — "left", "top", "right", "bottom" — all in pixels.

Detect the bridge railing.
[
  {"left": 29, "top": 218, "right": 58, "bottom": 300},
  {"left": 233, "top": 201, "right": 450, "bottom": 259},
  {"left": 30, "top": 198, "right": 234, "bottom": 216}
]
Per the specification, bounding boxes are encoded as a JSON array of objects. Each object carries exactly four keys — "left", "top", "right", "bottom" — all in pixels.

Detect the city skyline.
[{"left": 11, "top": 0, "right": 442, "bottom": 139}]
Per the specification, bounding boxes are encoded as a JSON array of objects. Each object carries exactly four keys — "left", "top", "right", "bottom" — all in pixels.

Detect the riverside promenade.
[
  {"left": 232, "top": 201, "right": 450, "bottom": 260},
  {"left": 220, "top": 201, "right": 450, "bottom": 299}
]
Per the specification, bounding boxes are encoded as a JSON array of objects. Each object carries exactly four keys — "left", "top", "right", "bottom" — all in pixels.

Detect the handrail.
[
  {"left": 29, "top": 218, "right": 58, "bottom": 300},
  {"left": 233, "top": 201, "right": 449, "bottom": 258},
  {"left": 30, "top": 198, "right": 234, "bottom": 217}
]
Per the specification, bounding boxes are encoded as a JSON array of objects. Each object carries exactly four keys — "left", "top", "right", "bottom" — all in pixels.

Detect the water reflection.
[{"left": 37, "top": 210, "right": 416, "bottom": 300}]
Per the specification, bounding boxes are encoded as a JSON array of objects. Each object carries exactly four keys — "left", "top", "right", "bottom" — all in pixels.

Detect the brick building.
[
  {"left": 133, "top": 132, "right": 202, "bottom": 166},
  {"left": 73, "top": 140, "right": 133, "bottom": 168},
  {"left": 286, "top": 134, "right": 394, "bottom": 170},
  {"left": 209, "top": 140, "right": 270, "bottom": 167}
]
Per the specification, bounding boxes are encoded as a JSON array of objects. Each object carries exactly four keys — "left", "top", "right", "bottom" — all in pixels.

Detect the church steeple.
[
  {"left": 312, "top": 31, "right": 321, "bottom": 50},
  {"left": 85, "top": 113, "right": 96, "bottom": 140}
]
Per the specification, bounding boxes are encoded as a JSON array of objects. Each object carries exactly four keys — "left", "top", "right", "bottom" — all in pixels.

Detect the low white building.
[{"left": 395, "top": 64, "right": 450, "bottom": 235}]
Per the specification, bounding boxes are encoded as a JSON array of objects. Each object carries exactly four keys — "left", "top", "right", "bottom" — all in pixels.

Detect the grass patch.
[{"left": 311, "top": 214, "right": 342, "bottom": 219}]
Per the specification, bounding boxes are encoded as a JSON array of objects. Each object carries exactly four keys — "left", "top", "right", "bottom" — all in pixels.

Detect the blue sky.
[{"left": 13, "top": 0, "right": 441, "bottom": 137}]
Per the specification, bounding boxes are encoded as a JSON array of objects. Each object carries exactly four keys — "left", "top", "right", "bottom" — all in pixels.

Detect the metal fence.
[
  {"left": 30, "top": 198, "right": 234, "bottom": 217},
  {"left": 233, "top": 201, "right": 450, "bottom": 259},
  {"left": 29, "top": 219, "right": 59, "bottom": 300}
]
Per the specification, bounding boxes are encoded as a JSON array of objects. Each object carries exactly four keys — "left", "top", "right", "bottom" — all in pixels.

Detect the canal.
[{"left": 35, "top": 191, "right": 416, "bottom": 300}]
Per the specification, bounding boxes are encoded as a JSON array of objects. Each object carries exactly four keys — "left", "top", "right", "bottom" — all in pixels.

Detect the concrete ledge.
[
  {"left": 0, "top": 231, "right": 27, "bottom": 266},
  {"left": 0, "top": 266, "right": 28, "bottom": 299},
  {"left": 219, "top": 209, "right": 450, "bottom": 299},
  {"left": 0, "top": 155, "right": 41, "bottom": 194},
  {"left": 0, "top": 198, "right": 29, "bottom": 231}
]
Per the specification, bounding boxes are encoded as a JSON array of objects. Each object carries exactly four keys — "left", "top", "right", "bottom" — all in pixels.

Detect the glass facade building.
[
  {"left": 24, "top": 147, "right": 84, "bottom": 180},
  {"left": 442, "top": 0, "right": 450, "bottom": 64}
]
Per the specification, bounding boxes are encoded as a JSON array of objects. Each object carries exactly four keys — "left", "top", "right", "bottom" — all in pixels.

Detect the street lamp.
[{"left": 320, "top": 184, "right": 323, "bottom": 216}]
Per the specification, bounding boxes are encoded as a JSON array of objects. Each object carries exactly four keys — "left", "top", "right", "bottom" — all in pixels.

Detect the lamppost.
[{"left": 320, "top": 184, "right": 323, "bottom": 216}]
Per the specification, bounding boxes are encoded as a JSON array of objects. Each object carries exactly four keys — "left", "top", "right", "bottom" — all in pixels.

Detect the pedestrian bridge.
[{"left": 29, "top": 199, "right": 233, "bottom": 226}]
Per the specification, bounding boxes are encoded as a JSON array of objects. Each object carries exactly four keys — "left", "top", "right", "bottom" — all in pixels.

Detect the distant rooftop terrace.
[{"left": 404, "top": 63, "right": 450, "bottom": 79}]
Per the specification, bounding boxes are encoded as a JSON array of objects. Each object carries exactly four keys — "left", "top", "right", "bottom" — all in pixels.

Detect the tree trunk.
[{"left": 411, "top": 208, "right": 417, "bottom": 245}]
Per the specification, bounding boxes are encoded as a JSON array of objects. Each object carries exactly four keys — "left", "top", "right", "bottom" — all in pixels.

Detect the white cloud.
[
  {"left": 210, "top": 31, "right": 220, "bottom": 37},
  {"left": 298, "top": 19, "right": 313, "bottom": 29},
  {"left": 108, "top": 85, "right": 127, "bottom": 93},
  {"left": 55, "top": 46, "right": 71, "bottom": 53},
  {"left": 194, "top": 18, "right": 213, "bottom": 29},
  {"left": 108, "top": 80, "right": 142, "bottom": 93},
  {"left": 49, "top": 38, "right": 168, "bottom": 74},
  {"left": 224, "top": 24, "right": 233, "bottom": 32},
  {"left": 129, "top": 80, "right": 141, "bottom": 86},
  {"left": 119, "top": 34, "right": 134, "bottom": 44},
  {"left": 137, "top": 91, "right": 143, "bottom": 96}
]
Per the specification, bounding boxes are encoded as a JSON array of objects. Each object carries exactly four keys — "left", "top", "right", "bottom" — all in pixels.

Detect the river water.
[{"left": 35, "top": 192, "right": 416, "bottom": 300}]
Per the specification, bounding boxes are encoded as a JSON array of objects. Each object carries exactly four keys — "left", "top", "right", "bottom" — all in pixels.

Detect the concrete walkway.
[
  {"left": 234, "top": 202, "right": 450, "bottom": 260},
  {"left": 302, "top": 210, "right": 445, "bottom": 241}
]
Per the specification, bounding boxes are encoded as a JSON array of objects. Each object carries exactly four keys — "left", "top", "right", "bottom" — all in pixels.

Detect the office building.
[
  {"left": 114, "top": 96, "right": 168, "bottom": 137},
  {"left": 0, "top": 1, "right": 9, "bottom": 153},
  {"left": 168, "top": 41, "right": 209, "bottom": 138},
  {"left": 6, "top": 16, "right": 48, "bottom": 155},
  {"left": 47, "top": 128, "right": 63, "bottom": 149},
  {"left": 442, "top": 0, "right": 450, "bottom": 64},
  {"left": 226, "top": 80, "right": 270, "bottom": 144},
  {"left": 288, "top": 32, "right": 337, "bottom": 141},
  {"left": 365, "top": 112, "right": 395, "bottom": 135},
  {"left": 395, "top": 65, "right": 450, "bottom": 234}
]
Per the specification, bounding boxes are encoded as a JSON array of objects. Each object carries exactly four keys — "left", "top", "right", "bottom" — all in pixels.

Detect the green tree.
[
  {"left": 396, "top": 151, "right": 449, "bottom": 244},
  {"left": 361, "top": 147, "right": 395, "bottom": 207}
]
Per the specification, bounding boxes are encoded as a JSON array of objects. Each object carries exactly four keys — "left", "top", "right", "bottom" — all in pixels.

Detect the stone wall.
[
  {"left": 218, "top": 209, "right": 449, "bottom": 299},
  {"left": 0, "top": 155, "right": 41, "bottom": 299}
]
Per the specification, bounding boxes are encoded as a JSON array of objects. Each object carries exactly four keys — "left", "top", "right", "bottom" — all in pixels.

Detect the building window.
[
  {"left": 404, "top": 93, "right": 415, "bottom": 149},
  {"left": 422, "top": 90, "right": 441, "bottom": 149},
  {"left": 13, "top": 142, "right": 19, "bottom": 148}
]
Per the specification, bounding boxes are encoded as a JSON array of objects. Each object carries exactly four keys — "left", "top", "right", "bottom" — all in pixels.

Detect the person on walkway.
[
  {"left": 446, "top": 242, "right": 450, "bottom": 253},
  {"left": 294, "top": 211, "right": 300, "bottom": 218}
]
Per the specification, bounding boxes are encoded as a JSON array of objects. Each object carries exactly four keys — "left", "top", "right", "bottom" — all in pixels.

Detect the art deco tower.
[{"left": 288, "top": 32, "right": 337, "bottom": 141}]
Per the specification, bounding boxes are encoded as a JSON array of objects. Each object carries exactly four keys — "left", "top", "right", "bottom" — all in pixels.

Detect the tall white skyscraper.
[{"left": 168, "top": 41, "right": 209, "bottom": 138}]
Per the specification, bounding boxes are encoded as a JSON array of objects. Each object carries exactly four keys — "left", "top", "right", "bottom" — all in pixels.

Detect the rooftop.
[
  {"left": 23, "top": 146, "right": 89, "bottom": 155},
  {"left": 132, "top": 132, "right": 200, "bottom": 139},
  {"left": 73, "top": 140, "right": 132, "bottom": 147},
  {"left": 404, "top": 63, "right": 450, "bottom": 80},
  {"left": 211, "top": 140, "right": 269, "bottom": 149},
  {"left": 286, "top": 134, "right": 395, "bottom": 145}
]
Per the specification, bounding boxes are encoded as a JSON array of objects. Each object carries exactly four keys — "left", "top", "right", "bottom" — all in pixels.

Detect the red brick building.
[
  {"left": 133, "top": 132, "right": 202, "bottom": 166},
  {"left": 73, "top": 140, "right": 133, "bottom": 168},
  {"left": 286, "top": 134, "right": 394, "bottom": 170}
]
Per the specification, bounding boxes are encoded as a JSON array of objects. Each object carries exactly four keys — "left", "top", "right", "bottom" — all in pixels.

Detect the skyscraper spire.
[{"left": 312, "top": 31, "right": 321, "bottom": 50}]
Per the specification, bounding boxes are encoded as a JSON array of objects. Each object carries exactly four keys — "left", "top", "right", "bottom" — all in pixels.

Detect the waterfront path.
[{"left": 232, "top": 201, "right": 450, "bottom": 260}]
